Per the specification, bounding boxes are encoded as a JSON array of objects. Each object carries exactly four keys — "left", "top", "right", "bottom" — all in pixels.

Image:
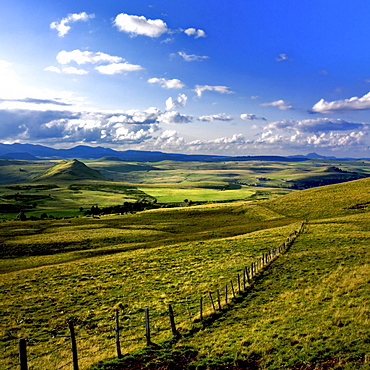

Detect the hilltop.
[{"left": 35, "top": 159, "right": 108, "bottom": 182}]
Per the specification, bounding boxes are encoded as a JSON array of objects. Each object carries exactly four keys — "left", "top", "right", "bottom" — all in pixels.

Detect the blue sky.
[{"left": 1, "top": 0, "right": 370, "bottom": 157}]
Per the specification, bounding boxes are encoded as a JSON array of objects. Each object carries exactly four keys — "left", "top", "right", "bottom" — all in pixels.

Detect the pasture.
[
  {"left": 1, "top": 159, "right": 370, "bottom": 369},
  {"left": 0, "top": 202, "right": 300, "bottom": 369}
]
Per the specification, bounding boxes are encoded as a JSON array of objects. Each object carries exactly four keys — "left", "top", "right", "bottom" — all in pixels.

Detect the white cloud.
[
  {"left": 240, "top": 114, "right": 267, "bottom": 121},
  {"left": 194, "top": 85, "right": 234, "bottom": 97},
  {"left": 62, "top": 67, "right": 89, "bottom": 75},
  {"left": 184, "top": 28, "right": 207, "bottom": 38},
  {"left": 50, "top": 12, "right": 95, "bottom": 37},
  {"left": 178, "top": 51, "right": 209, "bottom": 62},
  {"left": 158, "top": 111, "right": 193, "bottom": 124},
  {"left": 45, "top": 66, "right": 88, "bottom": 75},
  {"left": 260, "top": 100, "right": 292, "bottom": 110},
  {"left": 165, "top": 94, "right": 188, "bottom": 110},
  {"left": 45, "top": 66, "right": 61, "bottom": 73},
  {"left": 57, "top": 50, "right": 123, "bottom": 65},
  {"left": 311, "top": 92, "right": 370, "bottom": 113},
  {"left": 198, "top": 113, "right": 233, "bottom": 122},
  {"left": 275, "top": 53, "right": 292, "bottom": 62},
  {"left": 114, "top": 13, "right": 168, "bottom": 37},
  {"left": 95, "top": 62, "right": 143, "bottom": 75},
  {"left": 148, "top": 77, "right": 186, "bottom": 89}
]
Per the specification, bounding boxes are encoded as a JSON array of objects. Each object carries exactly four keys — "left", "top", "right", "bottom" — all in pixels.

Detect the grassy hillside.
[
  {"left": 1, "top": 173, "right": 370, "bottom": 369},
  {"left": 263, "top": 176, "right": 370, "bottom": 220}
]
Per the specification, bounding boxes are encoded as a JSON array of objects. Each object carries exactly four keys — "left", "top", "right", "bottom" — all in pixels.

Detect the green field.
[{"left": 1, "top": 159, "right": 370, "bottom": 369}]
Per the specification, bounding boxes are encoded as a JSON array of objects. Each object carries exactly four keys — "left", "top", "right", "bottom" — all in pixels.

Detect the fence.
[{"left": 15, "top": 221, "right": 305, "bottom": 370}]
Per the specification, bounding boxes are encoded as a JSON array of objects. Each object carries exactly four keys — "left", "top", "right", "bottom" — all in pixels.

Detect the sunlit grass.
[{"left": 137, "top": 186, "right": 254, "bottom": 202}]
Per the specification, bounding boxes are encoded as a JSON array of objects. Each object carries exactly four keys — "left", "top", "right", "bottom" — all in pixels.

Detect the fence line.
[{"left": 15, "top": 221, "right": 305, "bottom": 370}]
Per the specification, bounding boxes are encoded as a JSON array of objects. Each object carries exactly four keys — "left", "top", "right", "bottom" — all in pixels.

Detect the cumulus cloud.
[
  {"left": 165, "top": 94, "right": 188, "bottom": 110},
  {"left": 178, "top": 51, "right": 209, "bottom": 62},
  {"left": 184, "top": 28, "right": 207, "bottom": 38},
  {"left": 311, "top": 92, "right": 370, "bottom": 113},
  {"left": 240, "top": 114, "right": 267, "bottom": 121},
  {"left": 198, "top": 113, "right": 233, "bottom": 122},
  {"left": 114, "top": 13, "right": 168, "bottom": 37},
  {"left": 260, "top": 100, "right": 292, "bottom": 110},
  {"left": 194, "top": 85, "right": 234, "bottom": 98},
  {"left": 148, "top": 77, "right": 185, "bottom": 89},
  {"left": 95, "top": 63, "right": 143, "bottom": 74},
  {"left": 50, "top": 12, "right": 95, "bottom": 37},
  {"left": 158, "top": 111, "right": 193, "bottom": 124},
  {"left": 57, "top": 50, "right": 123, "bottom": 65}
]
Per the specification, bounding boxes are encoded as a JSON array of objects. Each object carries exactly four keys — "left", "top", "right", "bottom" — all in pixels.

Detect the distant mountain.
[
  {"left": 0, "top": 143, "right": 365, "bottom": 162},
  {"left": 289, "top": 152, "right": 356, "bottom": 160},
  {"left": 4, "top": 152, "right": 39, "bottom": 160},
  {"left": 36, "top": 159, "right": 108, "bottom": 182}
]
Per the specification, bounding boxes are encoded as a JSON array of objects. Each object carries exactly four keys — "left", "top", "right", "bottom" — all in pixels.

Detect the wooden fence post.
[
  {"left": 209, "top": 291, "right": 216, "bottom": 312},
  {"left": 231, "top": 280, "right": 236, "bottom": 299},
  {"left": 245, "top": 267, "right": 250, "bottom": 284},
  {"left": 217, "top": 289, "right": 222, "bottom": 310},
  {"left": 18, "top": 338, "right": 28, "bottom": 370},
  {"left": 199, "top": 296, "right": 203, "bottom": 321},
  {"left": 168, "top": 304, "right": 179, "bottom": 337},
  {"left": 237, "top": 274, "right": 241, "bottom": 294},
  {"left": 225, "top": 284, "right": 228, "bottom": 305},
  {"left": 144, "top": 307, "right": 151, "bottom": 346},
  {"left": 68, "top": 320, "right": 79, "bottom": 370},
  {"left": 115, "top": 309, "right": 122, "bottom": 359}
]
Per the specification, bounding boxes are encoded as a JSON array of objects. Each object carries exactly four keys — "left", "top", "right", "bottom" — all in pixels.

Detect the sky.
[{"left": 1, "top": 0, "right": 370, "bottom": 157}]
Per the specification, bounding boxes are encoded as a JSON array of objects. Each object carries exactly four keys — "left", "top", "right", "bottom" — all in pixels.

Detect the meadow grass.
[
  {"left": 176, "top": 213, "right": 370, "bottom": 369},
  {"left": 137, "top": 186, "right": 254, "bottom": 202},
  {"left": 0, "top": 208, "right": 300, "bottom": 370}
]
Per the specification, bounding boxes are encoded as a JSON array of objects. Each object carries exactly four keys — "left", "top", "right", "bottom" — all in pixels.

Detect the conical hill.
[{"left": 36, "top": 159, "right": 108, "bottom": 182}]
